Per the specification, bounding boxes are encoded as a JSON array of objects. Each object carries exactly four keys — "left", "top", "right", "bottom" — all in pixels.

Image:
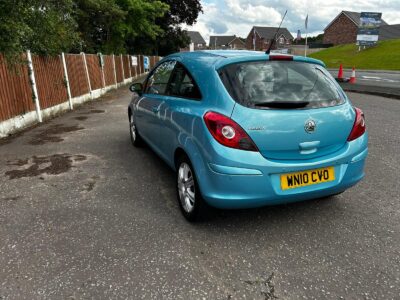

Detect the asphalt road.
[
  {"left": 1, "top": 87, "right": 399, "bottom": 299},
  {"left": 328, "top": 69, "right": 400, "bottom": 89}
]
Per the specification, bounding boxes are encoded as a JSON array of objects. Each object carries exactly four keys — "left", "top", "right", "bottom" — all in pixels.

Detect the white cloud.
[
  {"left": 225, "top": 0, "right": 282, "bottom": 23},
  {"left": 185, "top": 0, "right": 400, "bottom": 45}
]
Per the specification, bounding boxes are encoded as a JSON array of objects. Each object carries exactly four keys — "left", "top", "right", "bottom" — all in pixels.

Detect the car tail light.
[
  {"left": 347, "top": 107, "right": 366, "bottom": 141},
  {"left": 203, "top": 111, "right": 258, "bottom": 151},
  {"left": 269, "top": 55, "right": 293, "bottom": 61}
]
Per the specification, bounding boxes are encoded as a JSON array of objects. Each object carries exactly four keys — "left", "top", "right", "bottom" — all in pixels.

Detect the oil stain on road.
[
  {"left": 28, "top": 124, "right": 84, "bottom": 145},
  {"left": 5, "top": 154, "right": 87, "bottom": 179}
]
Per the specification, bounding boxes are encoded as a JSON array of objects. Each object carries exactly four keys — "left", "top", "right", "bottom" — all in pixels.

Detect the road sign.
[
  {"left": 131, "top": 56, "right": 138, "bottom": 66},
  {"left": 357, "top": 12, "right": 382, "bottom": 46}
]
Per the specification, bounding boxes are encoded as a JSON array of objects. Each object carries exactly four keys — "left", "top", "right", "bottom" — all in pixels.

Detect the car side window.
[
  {"left": 167, "top": 62, "right": 202, "bottom": 100},
  {"left": 145, "top": 60, "right": 176, "bottom": 95}
]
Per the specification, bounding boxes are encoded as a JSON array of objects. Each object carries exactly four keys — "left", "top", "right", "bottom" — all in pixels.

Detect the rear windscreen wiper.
[{"left": 254, "top": 101, "right": 310, "bottom": 109}]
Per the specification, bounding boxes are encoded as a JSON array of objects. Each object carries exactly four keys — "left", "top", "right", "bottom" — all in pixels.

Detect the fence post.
[
  {"left": 130, "top": 56, "right": 137, "bottom": 78},
  {"left": 61, "top": 53, "right": 73, "bottom": 110},
  {"left": 135, "top": 62, "right": 137, "bottom": 78},
  {"left": 112, "top": 54, "right": 117, "bottom": 88},
  {"left": 99, "top": 53, "right": 106, "bottom": 89},
  {"left": 136, "top": 55, "right": 139, "bottom": 75},
  {"left": 26, "top": 50, "right": 42, "bottom": 122},
  {"left": 81, "top": 52, "right": 92, "bottom": 98},
  {"left": 127, "top": 55, "right": 132, "bottom": 79},
  {"left": 120, "top": 54, "right": 125, "bottom": 82}
]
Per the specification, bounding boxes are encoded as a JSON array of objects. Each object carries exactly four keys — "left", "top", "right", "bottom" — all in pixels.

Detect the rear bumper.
[{"left": 197, "top": 133, "right": 368, "bottom": 209}]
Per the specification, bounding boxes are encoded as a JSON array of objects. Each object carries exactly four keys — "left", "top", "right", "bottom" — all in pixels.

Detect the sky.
[{"left": 184, "top": 0, "right": 400, "bottom": 43}]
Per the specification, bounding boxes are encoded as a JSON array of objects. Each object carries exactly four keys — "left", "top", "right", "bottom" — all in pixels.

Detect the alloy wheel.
[
  {"left": 177, "top": 162, "right": 196, "bottom": 213},
  {"left": 130, "top": 114, "right": 136, "bottom": 142}
]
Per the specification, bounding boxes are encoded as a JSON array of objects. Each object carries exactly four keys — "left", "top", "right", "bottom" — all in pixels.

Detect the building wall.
[
  {"left": 245, "top": 29, "right": 269, "bottom": 51},
  {"left": 245, "top": 28, "right": 292, "bottom": 51},
  {"left": 323, "top": 13, "right": 358, "bottom": 45},
  {"left": 276, "top": 34, "right": 292, "bottom": 48},
  {"left": 180, "top": 43, "right": 207, "bottom": 52},
  {"left": 195, "top": 43, "right": 207, "bottom": 50},
  {"left": 229, "top": 38, "right": 246, "bottom": 50}
]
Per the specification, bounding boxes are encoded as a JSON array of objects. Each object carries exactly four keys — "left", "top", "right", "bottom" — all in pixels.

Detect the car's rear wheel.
[
  {"left": 176, "top": 155, "right": 207, "bottom": 222},
  {"left": 129, "top": 113, "right": 143, "bottom": 147}
]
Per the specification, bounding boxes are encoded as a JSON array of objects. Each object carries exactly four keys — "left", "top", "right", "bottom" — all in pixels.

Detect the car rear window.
[{"left": 218, "top": 61, "right": 345, "bottom": 109}]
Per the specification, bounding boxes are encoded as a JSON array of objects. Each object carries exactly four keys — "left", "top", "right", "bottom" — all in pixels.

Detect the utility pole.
[{"left": 304, "top": 14, "right": 309, "bottom": 57}]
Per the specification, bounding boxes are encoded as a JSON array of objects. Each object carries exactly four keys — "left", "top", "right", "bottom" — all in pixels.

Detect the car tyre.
[
  {"left": 129, "top": 112, "right": 143, "bottom": 147},
  {"left": 176, "top": 155, "right": 207, "bottom": 222}
]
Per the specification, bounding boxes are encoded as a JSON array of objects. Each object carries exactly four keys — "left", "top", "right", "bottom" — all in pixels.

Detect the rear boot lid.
[
  {"left": 231, "top": 103, "right": 355, "bottom": 160},
  {"left": 219, "top": 59, "right": 354, "bottom": 160}
]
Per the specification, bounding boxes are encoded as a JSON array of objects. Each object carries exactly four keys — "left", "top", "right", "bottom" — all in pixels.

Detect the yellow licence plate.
[{"left": 280, "top": 167, "right": 335, "bottom": 190}]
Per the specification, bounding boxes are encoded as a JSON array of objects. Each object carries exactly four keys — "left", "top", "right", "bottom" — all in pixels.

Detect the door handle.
[{"left": 152, "top": 106, "right": 160, "bottom": 113}]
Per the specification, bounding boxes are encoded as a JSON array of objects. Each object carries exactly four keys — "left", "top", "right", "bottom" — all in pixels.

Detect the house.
[
  {"left": 183, "top": 31, "right": 207, "bottom": 50},
  {"left": 209, "top": 35, "right": 246, "bottom": 50},
  {"left": 245, "top": 26, "right": 294, "bottom": 51},
  {"left": 379, "top": 24, "right": 400, "bottom": 40},
  {"left": 323, "top": 11, "right": 388, "bottom": 45}
]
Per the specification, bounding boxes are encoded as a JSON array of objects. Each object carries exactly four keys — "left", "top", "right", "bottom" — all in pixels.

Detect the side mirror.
[{"left": 129, "top": 83, "right": 143, "bottom": 95}]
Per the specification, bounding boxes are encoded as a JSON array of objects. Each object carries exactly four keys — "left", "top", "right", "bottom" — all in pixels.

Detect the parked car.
[{"left": 128, "top": 50, "right": 368, "bottom": 221}]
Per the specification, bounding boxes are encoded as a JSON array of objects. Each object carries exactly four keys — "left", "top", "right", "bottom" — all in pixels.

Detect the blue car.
[{"left": 128, "top": 51, "right": 368, "bottom": 221}]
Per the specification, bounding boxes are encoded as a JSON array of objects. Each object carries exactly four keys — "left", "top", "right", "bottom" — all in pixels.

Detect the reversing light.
[{"left": 221, "top": 125, "right": 235, "bottom": 139}]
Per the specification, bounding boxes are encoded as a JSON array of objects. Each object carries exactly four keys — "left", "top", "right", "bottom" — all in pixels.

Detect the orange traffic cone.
[
  {"left": 337, "top": 64, "right": 344, "bottom": 81},
  {"left": 349, "top": 67, "right": 356, "bottom": 84}
]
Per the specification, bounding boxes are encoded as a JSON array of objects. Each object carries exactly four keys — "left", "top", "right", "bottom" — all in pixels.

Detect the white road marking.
[
  {"left": 360, "top": 76, "right": 400, "bottom": 83},
  {"left": 362, "top": 76, "right": 382, "bottom": 79}
]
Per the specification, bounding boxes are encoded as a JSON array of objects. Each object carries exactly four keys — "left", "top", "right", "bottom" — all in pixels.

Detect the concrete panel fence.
[{"left": 0, "top": 52, "right": 161, "bottom": 138}]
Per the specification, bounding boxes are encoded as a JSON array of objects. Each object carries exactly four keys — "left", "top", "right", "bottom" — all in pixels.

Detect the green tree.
[
  {"left": 156, "top": 0, "right": 202, "bottom": 55},
  {"left": 129, "top": 0, "right": 202, "bottom": 55},
  {"left": 0, "top": 0, "right": 198, "bottom": 59},
  {"left": 0, "top": 0, "right": 79, "bottom": 60},
  {"left": 74, "top": 0, "right": 169, "bottom": 54},
  {"left": 296, "top": 33, "right": 324, "bottom": 45},
  {"left": 72, "top": 0, "right": 124, "bottom": 53}
]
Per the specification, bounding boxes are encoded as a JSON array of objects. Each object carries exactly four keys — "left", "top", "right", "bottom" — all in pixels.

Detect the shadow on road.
[{"left": 128, "top": 135, "right": 343, "bottom": 228}]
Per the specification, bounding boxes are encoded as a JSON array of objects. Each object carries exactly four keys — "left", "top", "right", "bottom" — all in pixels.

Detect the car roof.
[{"left": 164, "top": 50, "right": 325, "bottom": 69}]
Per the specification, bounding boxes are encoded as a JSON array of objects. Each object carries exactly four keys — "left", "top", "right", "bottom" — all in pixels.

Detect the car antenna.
[{"left": 265, "top": 10, "right": 288, "bottom": 55}]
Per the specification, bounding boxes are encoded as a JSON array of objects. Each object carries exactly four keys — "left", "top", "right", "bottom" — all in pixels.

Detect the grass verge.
[{"left": 309, "top": 39, "right": 400, "bottom": 70}]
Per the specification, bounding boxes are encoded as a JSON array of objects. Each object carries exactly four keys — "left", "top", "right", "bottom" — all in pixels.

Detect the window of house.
[
  {"left": 145, "top": 60, "right": 176, "bottom": 95},
  {"left": 167, "top": 62, "right": 202, "bottom": 100}
]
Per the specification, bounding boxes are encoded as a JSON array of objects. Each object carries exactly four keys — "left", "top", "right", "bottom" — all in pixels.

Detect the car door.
[
  {"left": 157, "top": 62, "right": 202, "bottom": 162},
  {"left": 136, "top": 60, "right": 176, "bottom": 151}
]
